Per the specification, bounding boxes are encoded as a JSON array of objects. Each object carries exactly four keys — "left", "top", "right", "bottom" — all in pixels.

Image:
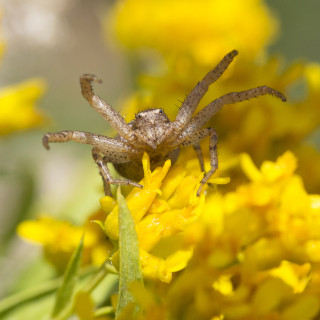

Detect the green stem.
[
  {"left": 0, "top": 266, "right": 96, "bottom": 316},
  {"left": 82, "top": 261, "right": 117, "bottom": 294}
]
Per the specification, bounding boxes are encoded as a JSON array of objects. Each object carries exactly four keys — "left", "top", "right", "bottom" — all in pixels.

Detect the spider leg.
[
  {"left": 180, "top": 128, "right": 218, "bottom": 196},
  {"left": 183, "top": 86, "right": 286, "bottom": 135},
  {"left": 92, "top": 148, "right": 142, "bottom": 196},
  {"left": 42, "top": 130, "right": 142, "bottom": 195},
  {"left": 192, "top": 144, "right": 205, "bottom": 172},
  {"left": 80, "top": 74, "right": 147, "bottom": 146},
  {"left": 43, "top": 130, "right": 135, "bottom": 156},
  {"left": 174, "top": 50, "right": 238, "bottom": 130}
]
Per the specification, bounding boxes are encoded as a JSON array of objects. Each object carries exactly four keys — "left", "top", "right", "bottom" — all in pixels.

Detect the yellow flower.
[
  {"left": 270, "top": 261, "right": 311, "bottom": 294},
  {"left": 101, "top": 152, "right": 227, "bottom": 283},
  {"left": 0, "top": 79, "right": 47, "bottom": 135},
  {"left": 17, "top": 148, "right": 320, "bottom": 318},
  {"left": 155, "top": 151, "right": 320, "bottom": 319},
  {"left": 0, "top": 11, "right": 46, "bottom": 135},
  {"left": 17, "top": 210, "right": 112, "bottom": 272},
  {"left": 108, "top": 0, "right": 277, "bottom": 65}
]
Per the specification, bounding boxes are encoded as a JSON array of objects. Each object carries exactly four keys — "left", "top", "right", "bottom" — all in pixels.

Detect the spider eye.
[
  {"left": 159, "top": 109, "right": 163, "bottom": 114},
  {"left": 137, "top": 114, "right": 142, "bottom": 119}
]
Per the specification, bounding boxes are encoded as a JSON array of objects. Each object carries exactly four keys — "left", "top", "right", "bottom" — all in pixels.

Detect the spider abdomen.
[{"left": 113, "top": 148, "right": 180, "bottom": 181}]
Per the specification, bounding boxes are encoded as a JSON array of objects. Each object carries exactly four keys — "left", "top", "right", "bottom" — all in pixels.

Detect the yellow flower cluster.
[
  {"left": 17, "top": 149, "right": 226, "bottom": 283},
  {"left": 17, "top": 211, "right": 112, "bottom": 273},
  {"left": 18, "top": 149, "right": 320, "bottom": 318},
  {"left": 134, "top": 151, "right": 320, "bottom": 319},
  {"left": 108, "top": 0, "right": 277, "bottom": 65},
  {"left": 14, "top": 0, "right": 320, "bottom": 318},
  {"left": 101, "top": 152, "right": 215, "bottom": 283},
  {"left": 0, "top": 12, "right": 46, "bottom": 136},
  {"left": 18, "top": 150, "right": 227, "bottom": 284},
  {"left": 0, "top": 79, "right": 47, "bottom": 135}
]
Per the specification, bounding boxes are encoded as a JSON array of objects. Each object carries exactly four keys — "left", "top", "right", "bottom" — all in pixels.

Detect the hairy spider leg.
[
  {"left": 183, "top": 86, "right": 286, "bottom": 135},
  {"left": 192, "top": 144, "right": 205, "bottom": 172},
  {"left": 179, "top": 127, "right": 218, "bottom": 196},
  {"left": 80, "top": 75, "right": 136, "bottom": 142},
  {"left": 80, "top": 74, "right": 152, "bottom": 148},
  {"left": 43, "top": 130, "right": 135, "bottom": 155},
  {"left": 157, "top": 50, "right": 238, "bottom": 147},
  {"left": 43, "top": 130, "right": 142, "bottom": 195},
  {"left": 92, "top": 148, "right": 142, "bottom": 196},
  {"left": 174, "top": 50, "right": 238, "bottom": 130},
  {"left": 175, "top": 86, "right": 286, "bottom": 195}
]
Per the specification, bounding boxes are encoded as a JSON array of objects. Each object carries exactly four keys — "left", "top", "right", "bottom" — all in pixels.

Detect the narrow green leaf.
[
  {"left": 93, "top": 306, "right": 114, "bottom": 317},
  {"left": 0, "top": 266, "right": 96, "bottom": 317},
  {"left": 51, "top": 236, "right": 84, "bottom": 319},
  {"left": 115, "top": 188, "right": 143, "bottom": 319}
]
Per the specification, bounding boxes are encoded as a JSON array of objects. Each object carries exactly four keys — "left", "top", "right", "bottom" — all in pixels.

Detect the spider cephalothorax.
[
  {"left": 43, "top": 50, "right": 286, "bottom": 196},
  {"left": 131, "top": 108, "right": 171, "bottom": 147}
]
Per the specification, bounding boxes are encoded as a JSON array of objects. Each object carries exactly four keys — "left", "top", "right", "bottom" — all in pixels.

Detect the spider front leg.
[
  {"left": 80, "top": 74, "right": 147, "bottom": 146},
  {"left": 43, "top": 130, "right": 136, "bottom": 154},
  {"left": 92, "top": 148, "right": 142, "bottom": 196},
  {"left": 180, "top": 127, "right": 218, "bottom": 196},
  {"left": 80, "top": 74, "right": 152, "bottom": 148},
  {"left": 42, "top": 130, "right": 142, "bottom": 195}
]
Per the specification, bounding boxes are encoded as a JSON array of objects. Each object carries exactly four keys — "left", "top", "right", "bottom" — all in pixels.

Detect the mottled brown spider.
[{"left": 42, "top": 50, "right": 286, "bottom": 196}]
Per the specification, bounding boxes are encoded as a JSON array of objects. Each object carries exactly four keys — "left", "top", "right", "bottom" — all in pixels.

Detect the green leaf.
[
  {"left": 0, "top": 170, "right": 35, "bottom": 255},
  {"left": 51, "top": 236, "right": 84, "bottom": 320},
  {"left": 115, "top": 188, "right": 143, "bottom": 319}
]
